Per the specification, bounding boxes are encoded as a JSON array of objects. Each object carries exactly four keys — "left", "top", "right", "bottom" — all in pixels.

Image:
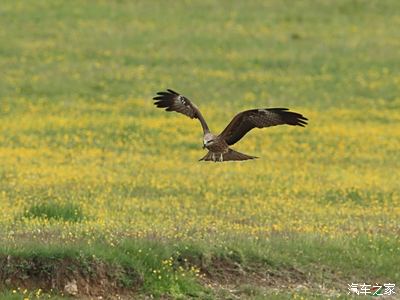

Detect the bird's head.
[{"left": 203, "top": 133, "right": 216, "bottom": 149}]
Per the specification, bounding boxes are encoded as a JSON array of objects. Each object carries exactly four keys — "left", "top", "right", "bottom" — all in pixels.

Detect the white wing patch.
[{"left": 178, "top": 95, "right": 187, "bottom": 105}]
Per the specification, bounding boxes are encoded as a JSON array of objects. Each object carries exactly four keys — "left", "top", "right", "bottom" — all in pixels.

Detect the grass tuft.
[{"left": 23, "top": 202, "right": 85, "bottom": 222}]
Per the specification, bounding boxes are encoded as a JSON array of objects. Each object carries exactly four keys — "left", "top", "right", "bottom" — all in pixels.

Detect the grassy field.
[{"left": 1, "top": 0, "right": 400, "bottom": 299}]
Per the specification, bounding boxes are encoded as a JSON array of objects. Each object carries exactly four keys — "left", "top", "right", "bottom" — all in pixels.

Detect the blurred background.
[{"left": 1, "top": 0, "right": 399, "bottom": 108}]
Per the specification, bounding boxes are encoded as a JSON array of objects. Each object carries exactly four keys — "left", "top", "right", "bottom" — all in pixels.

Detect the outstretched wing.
[
  {"left": 219, "top": 108, "right": 308, "bottom": 145},
  {"left": 152, "top": 89, "right": 210, "bottom": 133}
]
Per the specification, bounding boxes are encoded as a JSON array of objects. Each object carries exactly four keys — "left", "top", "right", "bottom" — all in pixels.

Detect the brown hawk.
[{"left": 153, "top": 89, "right": 308, "bottom": 162}]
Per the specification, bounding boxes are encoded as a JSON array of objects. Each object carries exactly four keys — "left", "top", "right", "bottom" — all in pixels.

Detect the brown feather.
[
  {"left": 152, "top": 89, "right": 210, "bottom": 133},
  {"left": 219, "top": 108, "right": 308, "bottom": 145},
  {"left": 199, "top": 149, "right": 257, "bottom": 162}
]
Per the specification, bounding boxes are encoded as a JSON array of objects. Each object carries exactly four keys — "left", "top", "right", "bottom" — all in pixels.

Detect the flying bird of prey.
[{"left": 153, "top": 89, "right": 308, "bottom": 162}]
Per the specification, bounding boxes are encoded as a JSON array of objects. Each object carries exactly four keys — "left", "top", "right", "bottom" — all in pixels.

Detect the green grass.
[
  {"left": 1, "top": 234, "right": 398, "bottom": 298},
  {"left": 1, "top": 0, "right": 399, "bottom": 109},
  {"left": 22, "top": 202, "right": 84, "bottom": 222},
  {"left": 0, "top": 291, "right": 71, "bottom": 300}
]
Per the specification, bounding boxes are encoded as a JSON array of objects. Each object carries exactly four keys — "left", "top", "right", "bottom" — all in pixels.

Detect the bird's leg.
[
  {"left": 219, "top": 153, "right": 223, "bottom": 162},
  {"left": 212, "top": 153, "right": 216, "bottom": 162}
]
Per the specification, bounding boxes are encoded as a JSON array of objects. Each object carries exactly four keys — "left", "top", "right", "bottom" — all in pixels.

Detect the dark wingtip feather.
[
  {"left": 156, "top": 92, "right": 170, "bottom": 96},
  {"left": 167, "top": 89, "right": 179, "bottom": 95},
  {"left": 153, "top": 89, "right": 178, "bottom": 99},
  {"left": 292, "top": 115, "right": 308, "bottom": 127},
  {"left": 269, "top": 108, "right": 289, "bottom": 111},
  {"left": 153, "top": 89, "right": 178, "bottom": 107},
  {"left": 153, "top": 88, "right": 176, "bottom": 108},
  {"left": 154, "top": 101, "right": 171, "bottom": 108},
  {"left": 272, "top": 108, "right": 309, "bottom": 127}
]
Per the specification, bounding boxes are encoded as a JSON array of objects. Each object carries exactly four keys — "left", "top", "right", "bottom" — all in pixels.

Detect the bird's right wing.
[
  {"left": 219, "top": 108, "right": 308, "bottom": 146},
  {"left": 152, "top": 89, "right": 210, "bottom": 133}
]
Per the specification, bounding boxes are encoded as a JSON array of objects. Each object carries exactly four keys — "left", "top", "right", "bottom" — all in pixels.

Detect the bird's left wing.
[{"left": 219, "top": 108, "right": 308, "bottom": 146}]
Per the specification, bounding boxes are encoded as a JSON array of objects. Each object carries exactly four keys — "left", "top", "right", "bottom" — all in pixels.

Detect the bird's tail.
[{"left": 199, "top": 148, "right": 258, "bottom": 162}]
